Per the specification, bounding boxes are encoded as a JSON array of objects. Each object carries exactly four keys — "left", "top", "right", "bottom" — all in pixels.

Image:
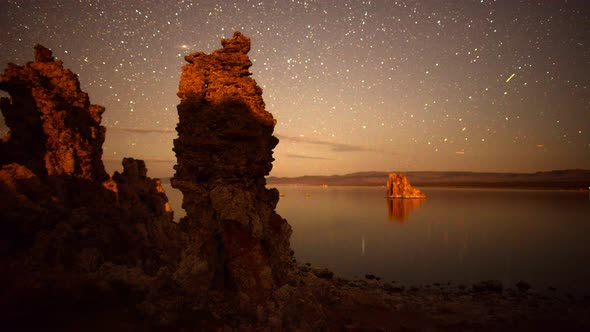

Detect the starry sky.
[{"left": 0, "top": 0, "right": 588, "bottom": 178}]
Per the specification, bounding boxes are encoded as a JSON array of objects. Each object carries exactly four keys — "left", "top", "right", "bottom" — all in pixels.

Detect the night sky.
[{"left": 1, "top": 0, "right": 588, "bottom": 177}]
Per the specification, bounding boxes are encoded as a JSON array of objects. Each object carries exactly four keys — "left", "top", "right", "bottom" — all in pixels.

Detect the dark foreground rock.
[{"left": 0, "top": 45, "right": 183, "bottom": 330}]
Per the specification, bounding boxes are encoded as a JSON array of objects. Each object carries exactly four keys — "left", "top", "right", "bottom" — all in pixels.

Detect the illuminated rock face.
[
  {"left": 172, "top": 32, "right": 293, "bottom": 304},
  {"left": 0, "top": 45, "right": 174, "bottom": 228},
  {"left": 386, "top": 173, "right": 426, "bottom": 198},
  {"left": 0, "top": 45, "right": 108, "bottom": 181}
]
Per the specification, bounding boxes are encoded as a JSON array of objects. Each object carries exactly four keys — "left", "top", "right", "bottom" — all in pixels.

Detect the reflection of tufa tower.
[{"left": 386, "top": 198, "right": 424, "bottom": 222}]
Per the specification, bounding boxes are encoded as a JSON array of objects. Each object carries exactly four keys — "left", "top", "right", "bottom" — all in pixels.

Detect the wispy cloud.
[
  {"left": 106, "top": 128, "right": 375, "bottom": 153},
  {"left": 143, "top": 158, "right": 176, "bottom": 163},
  {"left": 108, "top": 127, "right": 176, "bottom": 134},
  {"left": 276, "top": 134, "right": 376, "bottom": 152},
  {"left": 104, "top": 158, "right": 175, "bottom": 163},
  {"left": 286, "top": 154, "right": 332, "bottom": 160}
]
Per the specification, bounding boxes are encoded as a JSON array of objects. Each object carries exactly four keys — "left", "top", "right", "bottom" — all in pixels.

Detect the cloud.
[
  {"left": 107, "top": 129, "right": 373, "bottom": 153},
  {"left": 105, "top": 129, "right": 376, "bottom": 152},
  {"left": 108, "top": 127, "right": 176, "bottom": 134},
  {"left": 143, "top": 158, "right": 176, "bottom": 163},
  {"left": 285, "top": 154, "right": 332, "bottom": 160},
  {"left": 103, "top": 158, "right": 175, "bottom": 164},
  {"left": 276, "top": 134, "right": 376, "bottom": 152}
]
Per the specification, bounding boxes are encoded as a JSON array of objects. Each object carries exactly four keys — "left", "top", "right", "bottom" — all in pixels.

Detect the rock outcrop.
[
  {"left": 0, "top": 45, "right": 181, "bottom": 329},
  {"left": 0, "top": 45, "right": 108, "bottom": 181},
  {"left": 0, "top": 38, "right": 298, "bottom": 330},
  {"left": 172, "top": 31, "right": 293, "bottom": 309},
  {"left": 386, "top": 173, "right": 426, "bottom": 198}
]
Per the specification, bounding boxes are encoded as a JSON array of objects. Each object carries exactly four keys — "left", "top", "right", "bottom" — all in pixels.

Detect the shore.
[
  {"left": 178, "top": 263, "right": 590, "bottom": 331},
  {"left": 287, "top": 264, "right": 590, "bottom": 332},
  {"left": 6, "top": 262, "right": 589, "bottom": 331}
]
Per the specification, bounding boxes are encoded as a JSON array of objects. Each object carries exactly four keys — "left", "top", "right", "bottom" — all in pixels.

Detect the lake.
[{"left": 163, "top": 184, "right": 590, "bottom": 293}]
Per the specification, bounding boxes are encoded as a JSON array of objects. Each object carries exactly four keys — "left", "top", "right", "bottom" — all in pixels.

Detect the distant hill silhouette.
[{"left": 267, "top": 169, "right": 590, "bottom": 189}]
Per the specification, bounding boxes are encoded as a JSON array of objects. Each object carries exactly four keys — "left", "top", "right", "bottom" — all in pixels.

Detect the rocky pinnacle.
[{"left": 172, "top": 32, "right": 293, "bottom": 307}]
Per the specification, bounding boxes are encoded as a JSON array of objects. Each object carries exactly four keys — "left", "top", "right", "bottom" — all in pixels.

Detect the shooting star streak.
[{"left": 506, "top": 73, "right": 516, "bottom": 83}]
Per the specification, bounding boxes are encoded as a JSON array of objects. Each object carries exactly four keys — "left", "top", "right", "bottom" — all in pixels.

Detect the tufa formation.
[
  {"left": 172, "top": 31, "right": 293, "bottom": 308},
  {"left": 0, "top": 38, "right": 305, "bottom": 330},
  {"left": 0, "top": 45, "right": 108, "bottom": 181},
  {"left": 0, "top": 45, "right": 180, "bottom": 329},
  {"left": 386, "top": 173, "right": 426, "bottom": 198}
]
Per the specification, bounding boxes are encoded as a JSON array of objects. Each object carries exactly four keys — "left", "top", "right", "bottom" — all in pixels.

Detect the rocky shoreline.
[{"left": 294, "top": 265, "right": 590, "bottom": 332}]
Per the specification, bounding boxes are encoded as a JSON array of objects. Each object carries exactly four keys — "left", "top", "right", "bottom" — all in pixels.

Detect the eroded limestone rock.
[
  {"left": 172, "top": 31, "right": 293, "bottom": 306},
  {"left": 0, "top": 44, "right": 107, "bottom": 181}
]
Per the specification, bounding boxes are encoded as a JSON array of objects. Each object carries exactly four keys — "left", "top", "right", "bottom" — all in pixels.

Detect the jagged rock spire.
[
  {"left": 0, "top": 44, "right": 107, "bottom": 181},
  {"left": 172, "top": 32, "right": 293, "bottom": 307}
]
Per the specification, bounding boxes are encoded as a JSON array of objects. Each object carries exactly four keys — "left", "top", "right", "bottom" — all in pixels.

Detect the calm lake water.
[{"left": 163, "top": 184, "right": 590, "bottom": 293}]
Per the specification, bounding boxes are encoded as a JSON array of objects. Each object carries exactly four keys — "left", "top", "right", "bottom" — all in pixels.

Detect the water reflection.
[
  {"left": 165, "top": 184, "right": 590, "bottom": 292},
  {"left": 386, "top": 198, "right": 424, "bottom": 222}
]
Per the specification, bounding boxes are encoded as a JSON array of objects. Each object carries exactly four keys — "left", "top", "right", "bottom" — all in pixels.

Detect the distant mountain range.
[{"left": 266, "top": 169, "right": 590, "bottom": 189}]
